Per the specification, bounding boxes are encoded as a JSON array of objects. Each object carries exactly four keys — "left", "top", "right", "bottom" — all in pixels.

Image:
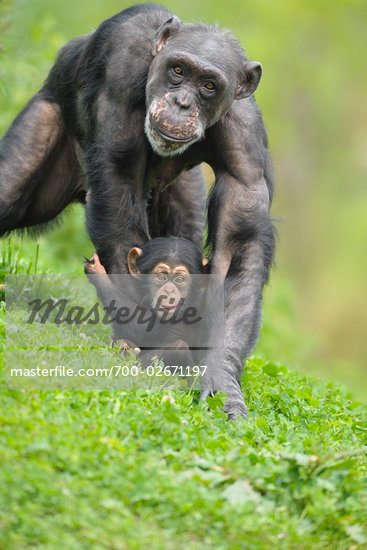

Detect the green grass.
[
  {"left": 1, "top": 244, "right": 367, "bottom": 549},
  {"left": 1, "top": 2, "right": 367, "bottom": 546}
]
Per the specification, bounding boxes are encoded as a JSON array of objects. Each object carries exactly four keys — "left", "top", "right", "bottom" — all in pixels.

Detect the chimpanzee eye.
[
  {"left": 156, "top": 273, "right": 167, "bottom": 283},
  {"left": 204, "top": 81, "right": 215, "bottom": 90},
  {"left": 169, "top": 66, "right": 184, "bottom": 85},
  {"left": 175, "top": 275, "right": 186, "bottom": 284}
]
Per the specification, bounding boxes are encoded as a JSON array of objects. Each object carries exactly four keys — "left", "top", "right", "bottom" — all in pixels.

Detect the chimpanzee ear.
[
  {"left": 127, "top": 247, "right": 143, "bottom": 276},
  {"left": 153, "top": 16, "right": 182, "bottom": 56},
  {"left": 236, "top": 62, "right": 262, "bottom": 99},
  {"left": 202, "top": 258, "right": 210, "bottom": 274}
]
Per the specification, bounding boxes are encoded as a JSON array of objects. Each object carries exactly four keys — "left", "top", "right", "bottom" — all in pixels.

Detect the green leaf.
[
  {"left": 295, "top": 453, "right": 310, "bottom": 466},
  {"left": 222, "top": 479, "right": 261, "bottom": 506},
  {"left": 256, "top": 417, "right": 268, "bottom": 430},
  {"left": 263, "top": 363, "right": 279, "bottom": 377},
  {"left": 345, "top": 524, "right": 367, "bottom": 544}
]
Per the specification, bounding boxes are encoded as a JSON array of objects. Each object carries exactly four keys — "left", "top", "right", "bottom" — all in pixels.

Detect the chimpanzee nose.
[
  {"left": 164, "top": 282, "right": 177, "bottom": 295},
  {"left": 174, "top": 93, "right": 191, "bottom": 109}
]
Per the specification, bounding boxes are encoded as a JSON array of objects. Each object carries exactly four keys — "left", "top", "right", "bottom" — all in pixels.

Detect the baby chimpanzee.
[{"left": 85, "top": 237, "right": 209, "bottom": 366}]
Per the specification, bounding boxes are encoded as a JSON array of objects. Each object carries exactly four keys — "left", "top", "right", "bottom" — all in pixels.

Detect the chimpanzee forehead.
[
  {"left": 166, "top": 30, "right": 243, "bottom": 76},
  {"left": 152, "top": 263, "right": 189, "bottom": 274}
]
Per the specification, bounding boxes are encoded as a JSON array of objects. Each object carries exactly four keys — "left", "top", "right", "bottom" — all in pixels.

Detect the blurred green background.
[{"left": 1, "top": 0, "right": 366, "bottom": 397}]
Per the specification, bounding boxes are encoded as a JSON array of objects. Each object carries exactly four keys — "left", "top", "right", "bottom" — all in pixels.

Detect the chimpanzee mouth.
[
  {"left": 145, "top": 115, "right": 200, "bottom": 157},
  {"left": 149, "top": 117, "right": 195, "bottom": 144},
  {"left": 159, "top": 304, "right": 178, "bottom": 314}
]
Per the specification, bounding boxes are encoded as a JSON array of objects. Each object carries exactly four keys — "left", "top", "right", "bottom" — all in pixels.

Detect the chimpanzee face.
[
  {"left": 144, "top": 20, "right": 262, "bottom": 157},
  {"left": 145, "top": 50, "right": 232, "bottom": 156},
  {"left": 127, "top": 237, "right": 206, "bottom": 318},
  {"left": 150, "top": 262, "right": 190, "bottom": 317}
]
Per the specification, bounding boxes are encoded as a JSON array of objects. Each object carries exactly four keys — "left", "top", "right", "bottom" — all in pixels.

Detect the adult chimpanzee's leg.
[
  {"left": 0, "top": 90, "right": 85, "bottom": 236},
  {"left": 202, "top": 99, "right": 275, "bottom": 419},
  {"left": 148, "top": 165, "right": 206, "bottom": 250},
  {"left": 203, "top": 172, "right": 275, "bottom": 418}
]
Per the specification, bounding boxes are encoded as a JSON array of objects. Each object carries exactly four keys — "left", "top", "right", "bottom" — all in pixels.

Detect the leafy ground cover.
[
  {"left": 1, "top": 2, "right": 367, "bottom": 547},
  {"left": 0, "top": 245, "right": 367, "bottom": 549}
]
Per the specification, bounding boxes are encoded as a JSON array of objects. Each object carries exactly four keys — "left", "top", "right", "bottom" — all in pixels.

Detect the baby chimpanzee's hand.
[{"left": 84, "top": 253, "right": 107, "bottom": 275}]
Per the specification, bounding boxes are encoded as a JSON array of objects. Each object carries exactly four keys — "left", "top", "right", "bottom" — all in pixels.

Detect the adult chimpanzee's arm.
[
  {"left": 85, "top": 99, "right": 150, "bottom": 274},
  {"left": 204, "top": 99, "right": 275, "bottom": 419}
]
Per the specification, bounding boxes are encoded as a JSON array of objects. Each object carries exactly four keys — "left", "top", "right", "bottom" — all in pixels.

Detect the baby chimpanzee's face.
[{"left": 150, "top": 261, "right": 190, "bottom": 317}]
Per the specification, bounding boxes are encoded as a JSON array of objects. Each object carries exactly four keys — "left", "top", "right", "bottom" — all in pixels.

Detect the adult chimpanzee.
[
  {"left": 85, "top": 236, "right": 209, "bottom": 368},
  {"left": 0, "top": 3, "right": 275, "bottom": 419}
]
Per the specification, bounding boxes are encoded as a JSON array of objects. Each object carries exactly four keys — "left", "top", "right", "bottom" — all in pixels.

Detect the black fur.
[{"left": 0, "top": 3, "right": 275, "bottom": 419}]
